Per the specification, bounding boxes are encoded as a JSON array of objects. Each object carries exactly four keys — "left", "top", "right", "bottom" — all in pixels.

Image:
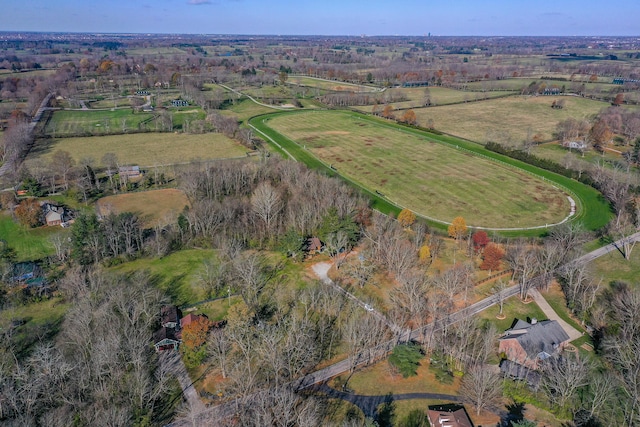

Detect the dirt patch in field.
[{"left": 380, "top": 179, "right": 388, "bottom": 185}]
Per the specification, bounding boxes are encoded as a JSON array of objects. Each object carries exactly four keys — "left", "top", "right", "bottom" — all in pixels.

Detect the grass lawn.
[
  {"left": 412, "top": 95, "right": 611, "bottom": 144},
  {"left": 221, "top": 98, "right": 281, "bottom": 122},
  {"left": 264, "top": 110, "right": 570, "bottom": 228},
  {"left": 476, "top": 296, "right": 547, "bottom": 332},
  {"left": 88, "top": 97, "right": 134, "bottom": 109},
  {"left": 96, "top": 188, "right": 189, "bottom": 227},
  {"left": 0, "top": 212, "right": 61, "bottom": 261},
  {"left": 590, "top": 243, "right": 640, "bottom": 285},
  {"left": 29, "top": 132, "right": 247, "bottom": 166},
  {"left": 0, "top": 297, "right": 69, "bottom": 357},
  {"left": 532, "top": 142, "right": 622, "bottom": 173},
  {"left": 109, "top": 248, "right": 216, "bottom": 306},
  {"left": 343, "top": 358, "right": 460, "bottom": 396}
]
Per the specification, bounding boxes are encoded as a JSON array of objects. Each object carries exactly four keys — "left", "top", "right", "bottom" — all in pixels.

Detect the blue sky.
[{"left": 3, "top": 0, "right": 639, "bottom": 36}]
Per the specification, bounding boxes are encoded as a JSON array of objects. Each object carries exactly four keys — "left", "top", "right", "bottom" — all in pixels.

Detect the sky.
[{"left": 3, "top": 0, "right": 640, "bottom": 36}]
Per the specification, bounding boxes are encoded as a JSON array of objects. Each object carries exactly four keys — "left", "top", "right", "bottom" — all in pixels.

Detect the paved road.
[
  {"left": 310, "top": 383, "right": 461, "bottom": 418},
  {"left": 168, "top": 231, "right": 640, "bottom": 425}
]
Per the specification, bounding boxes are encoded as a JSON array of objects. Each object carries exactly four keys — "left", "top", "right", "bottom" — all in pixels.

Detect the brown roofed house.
[
  {"left": 427, "top": 406, "right": 473, "bottom": 427},
  {"left": 160, "top": 305, "right": 182, "bottom": 330}
]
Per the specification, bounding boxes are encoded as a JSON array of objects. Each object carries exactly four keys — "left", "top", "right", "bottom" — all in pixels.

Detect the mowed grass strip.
[
  {"left": 30, "top": 132, "right": 247, "bottom": 166},
  {"left": 413, "top": 95, "right": 611, "bottom": 144},
  {"left": 287, "top": 76, "right": 379, "bottom": 92},
  {"left": 96, "top": 188, "right": 189, "bottom": 227},
  {"left": 265, "top": 111, "right": 569, "bottom": 228}
]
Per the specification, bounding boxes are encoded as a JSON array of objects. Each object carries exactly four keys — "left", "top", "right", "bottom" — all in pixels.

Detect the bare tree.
[
  {"left": 540, "top": 354, "right": 590, "bottom": 410},
  {"left": 461, "top": 364, "right": 502, "bottom": 416},
  {"left": 506, "top": 240, "right": 540, "bottom": 300},
  {"left": 251, "top": 181, "right": 281, "bottom": 234}
]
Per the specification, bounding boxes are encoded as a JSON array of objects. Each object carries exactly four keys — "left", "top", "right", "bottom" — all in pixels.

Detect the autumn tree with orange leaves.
[
  {"left": 15, "top": 198, "right": 42, "bottom": 227},
  {"left": 401, "top": 109, "right": 417, "bottom": 125},
  {"left": 181, "top": 315, "right": 213, "bottom": 367},
  {"left": 448, "top": 216, "right": 467, "bottom": 242},
  {"left": 382, "top": 105, "right": 395, "bottom": 119},
  {"left": 397, "top": 208, "right": 416, "bottom": 228}
]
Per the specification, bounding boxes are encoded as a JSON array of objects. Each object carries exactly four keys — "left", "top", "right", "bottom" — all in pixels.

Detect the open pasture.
[
  {"left": 30, "top": 132, "right": 247, "bottom": 166},
  {"left": 356, "top": 87, "right": 515, "bottom": 111},
  {"left": 265, "top": 111, "right": 570, "bottom": 228},
  {"left": 96, "top": 188, "right": 189, "bottom": 227},
  {"left": 412, "top": 95, "right": 610, "bottom": 144},
  {"left": 287, "top": 75, "right": 379, "bottom": 92}
]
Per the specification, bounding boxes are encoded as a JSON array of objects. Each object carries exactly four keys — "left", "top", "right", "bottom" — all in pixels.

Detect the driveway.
[{"left": 528, "top": 288, "right": 583, "bottom": 341}]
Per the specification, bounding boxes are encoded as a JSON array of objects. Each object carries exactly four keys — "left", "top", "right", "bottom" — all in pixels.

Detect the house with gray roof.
[{"left": 498, "top": 318, "right": 570, "bottom": 371}]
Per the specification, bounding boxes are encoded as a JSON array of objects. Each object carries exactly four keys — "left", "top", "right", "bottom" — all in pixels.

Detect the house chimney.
[{"left": 531, "top": 318, "right": 537, "bottom": 325}]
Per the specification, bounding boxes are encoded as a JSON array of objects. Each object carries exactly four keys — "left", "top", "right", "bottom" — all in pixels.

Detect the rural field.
[
  {"left": 264, "top": 110, "right": 571, "bottom": 228},
  {"left": 412, "top": 95, "right": 611, "bottom": 144},
  {"left": 44, "top": 109, "right": 155, "bottom": 136},
  {"left": 355, "top": 87, "right": 515, "bottom": 111},
  {"left": 29, "top": 132, "right": 248, "bottom": 166},
  {"left": 96, "top": 188, "right": 189, "bottom": 227},
  {"left": 43, "top": 108, "right": 206, "bottom": 137},
  {"left": 287, "top": 75, "right": 379, "bottom": 92}
]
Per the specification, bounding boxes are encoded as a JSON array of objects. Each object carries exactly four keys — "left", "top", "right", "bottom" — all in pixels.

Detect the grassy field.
[
  {"left": 87, "top": 97, "right": 135, "bottom": 109},
  {"left": 0, "top": 212, "right": 61, "bottom": 261},
  {"left": 44, "top": 109, "right": 155, "bottom": 136},
  {"left": 287, "top": 76, "right": 379, "bottom": 92},
  {"left": 355, "top": 87, "right": 515, "bottom": 111},
  {"left": 109, "top": 248, "right": 216, "bottom": 305},
  {"left": 221, "top": 98, "right": 282, "bottom": 122},
  {"left": 413, "top": 95, "right": 610, "bottom": 144},
  {"left": 29, "top": 132, "right": 247, "bottom": 166},
  {"left": 96, "top": 189, "right": 189, "bottom": 227},
  {"left": 253, "top": 110, "right": 611, "bottom": 234},
  {"left": 264, "top": 110, "right": 570, "bottom": 228},
  {"left": 0, "top": 297, "right": 69, "bottom": 357},
  {"left": 590, "top": 243, "right": 640, "bottom": 285}
]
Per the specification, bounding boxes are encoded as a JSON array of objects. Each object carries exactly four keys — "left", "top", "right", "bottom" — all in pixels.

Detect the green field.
[
  {"left": 109, "top": 249, "right": 216, "bottom": 305},
  {"left": 44, "top": 109, "right": 155, "bottom": 136},
  {"left": 43, "top": 108, "right": 206, "bottom": 137},
  {"left": 413, "top": 95, "right": 610, "bottom": 144},
  {"left": 29, "top": 132, "right": 248, "bottom": 166},
  {"left": 0, "top": 212, "right": 59, "bottom": 261},
  {"left": 263, "top": 110, "right": 570, "bottom": 228}
]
